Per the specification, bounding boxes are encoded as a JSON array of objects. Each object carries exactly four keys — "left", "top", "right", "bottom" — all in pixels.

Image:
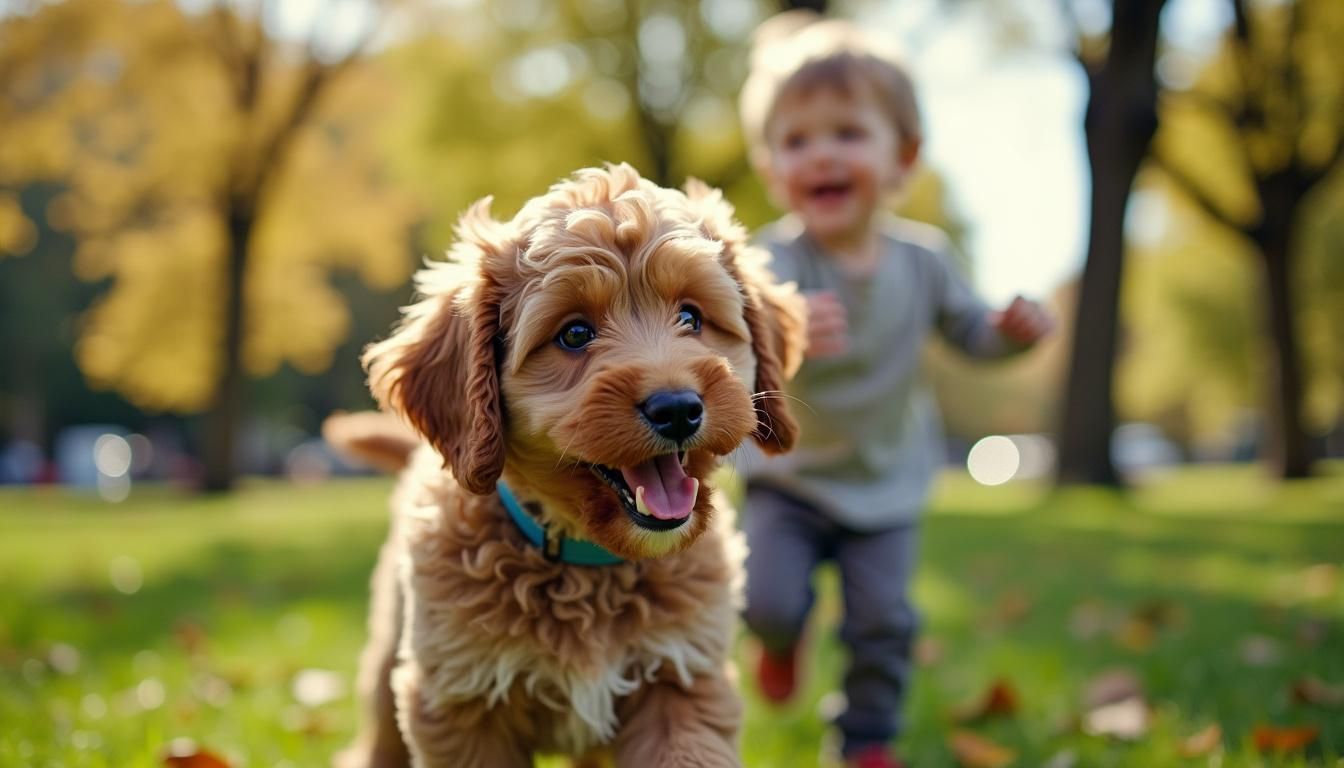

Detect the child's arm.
[{"left": 933, "top": 248, "right": 1052, "bottom": 357}]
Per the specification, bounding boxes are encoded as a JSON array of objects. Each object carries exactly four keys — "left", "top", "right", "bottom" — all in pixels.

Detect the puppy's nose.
[{"left": 640, "top": 390, "right": 704, "bottom": 443}]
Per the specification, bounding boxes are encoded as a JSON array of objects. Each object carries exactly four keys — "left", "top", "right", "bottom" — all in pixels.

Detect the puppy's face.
[{"left": 367, "top": 165, "right": 803, "bottom": 560}]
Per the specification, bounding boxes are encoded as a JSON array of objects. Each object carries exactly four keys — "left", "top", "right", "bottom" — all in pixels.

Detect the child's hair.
[{"left": 739, "top": 11, "right": 922, "bottom": 166}]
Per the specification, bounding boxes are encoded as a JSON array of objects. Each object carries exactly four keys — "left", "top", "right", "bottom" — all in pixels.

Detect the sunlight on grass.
[{"left": 2, "top": 468, "right": 1342, "bottom": 767}]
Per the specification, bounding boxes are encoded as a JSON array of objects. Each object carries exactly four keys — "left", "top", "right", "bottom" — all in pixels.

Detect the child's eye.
[
  {"left": 783, "top": 133, "right": 807, "bottom": 150},
  {"left": 837, "top": 125, "right": 865, "bottom": 141},
  {"left": 676, "top": 305, "right": 702, "bottom": 333}
]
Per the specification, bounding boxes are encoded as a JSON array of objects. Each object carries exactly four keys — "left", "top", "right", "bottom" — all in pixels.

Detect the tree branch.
[
  {"left": 1149, "top": 150, "right": 1246, "bottom": 232},
  {"left": 248, "top": 0, "right": 388, "bottom": 201},
  {"left": 1055, "top": 0, "right": 1092, "bottom": 73},
  {"left": 1163, "top": 88, "right": 1258, "bottom": 177}
]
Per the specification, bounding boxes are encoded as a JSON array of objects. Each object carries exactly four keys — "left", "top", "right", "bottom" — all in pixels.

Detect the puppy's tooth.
[
  {"left": 681, "top": 450, "right": 690, "bottom": 469},
  {"left": 636, "top": 486, "right": 649, "bottom": 517},
  {"left": 689, "top": 477, "right": 699, "bottom": 498}
]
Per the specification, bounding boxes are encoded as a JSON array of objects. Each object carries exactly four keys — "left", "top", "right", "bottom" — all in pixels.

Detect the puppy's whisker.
[{"left": 752, "top": 390, "right": 814, "bottom": 414}]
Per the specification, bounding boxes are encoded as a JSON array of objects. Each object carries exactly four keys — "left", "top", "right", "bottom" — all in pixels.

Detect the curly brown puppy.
[{"left": 330, "top": 164, "right": 804, "bottom": 768}]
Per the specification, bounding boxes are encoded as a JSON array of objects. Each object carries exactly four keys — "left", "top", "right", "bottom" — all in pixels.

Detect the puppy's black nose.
[{"left": 640, "top": 390, "right": 703, "bottom": 443}]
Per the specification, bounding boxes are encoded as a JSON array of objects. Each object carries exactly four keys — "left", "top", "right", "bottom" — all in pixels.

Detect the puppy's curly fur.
[{"left": 329, "top": 164, "right": 804, "bottom": 768}]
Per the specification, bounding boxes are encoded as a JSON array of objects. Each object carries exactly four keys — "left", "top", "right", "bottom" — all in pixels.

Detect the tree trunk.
[
  {"left": 1055, "top": 0, "right": 1165, "bottom": 487},
  {"left": 201, "top": 203, "right": 252, "bottom": 493},
  {"left": 1255, "top": 181, "right": 1313, "bottom": 478}
]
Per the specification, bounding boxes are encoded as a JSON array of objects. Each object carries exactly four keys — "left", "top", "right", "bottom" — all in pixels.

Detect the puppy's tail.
[{"left": 322, "top": 410, "right": 420, "bottom": 474}]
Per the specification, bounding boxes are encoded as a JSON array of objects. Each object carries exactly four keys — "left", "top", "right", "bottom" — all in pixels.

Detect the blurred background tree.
[
  {"left": 1130, "top": 0, "right": 1344, "bottom": 478},
  {"left": 1053, "top": 0, "right": 1169, "bottom": 487},
  {"left": 0, "top": 0, "right": 422, "bottom": 490},
  {"left": 2, "top": 0, "right": 1339, "bottom": 491}
]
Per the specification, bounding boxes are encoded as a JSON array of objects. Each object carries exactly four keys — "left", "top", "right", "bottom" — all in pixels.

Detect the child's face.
[{"left": 763, "top": 87, "right": 913, "bottom": 247}]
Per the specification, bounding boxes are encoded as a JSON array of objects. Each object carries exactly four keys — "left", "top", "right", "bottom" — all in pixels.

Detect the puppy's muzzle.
[{"left": 640, "top": 390, "right": 704, "bottom": 443}]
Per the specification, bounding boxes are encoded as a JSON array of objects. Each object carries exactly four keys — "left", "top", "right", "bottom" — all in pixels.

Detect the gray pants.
[{"left": 741, "top": 485, "right": 921, "bottom": 755}]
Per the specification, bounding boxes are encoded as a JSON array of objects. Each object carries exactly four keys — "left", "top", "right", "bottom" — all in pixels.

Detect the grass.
[{"left": 1, "top": 465, "right": 1342, "bottom": 767}]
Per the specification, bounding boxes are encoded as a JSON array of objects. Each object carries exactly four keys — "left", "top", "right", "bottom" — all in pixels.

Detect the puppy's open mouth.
[{"left": 590, "top": 451, "right": 698, "bottom": 531}]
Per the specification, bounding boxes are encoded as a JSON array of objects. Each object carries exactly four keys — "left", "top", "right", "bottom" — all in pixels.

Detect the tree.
[
  {"left": 1147, "top": 0, "right": 1344, "bottom": 477},
  {"left": 0, "top": 0, "right": 421, "bottom": 491},
  {"left": 1055, "top": 0, "right": 1169, "bottom": 486}
]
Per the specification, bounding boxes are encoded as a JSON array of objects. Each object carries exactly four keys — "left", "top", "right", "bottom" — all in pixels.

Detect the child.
[{"left": 735, "top": 13, "right": 1053, "bottom": 768}]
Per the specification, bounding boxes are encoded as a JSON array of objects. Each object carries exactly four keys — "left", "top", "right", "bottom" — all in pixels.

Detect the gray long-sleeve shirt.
[{"left": 736, "top": 215, "right": 1021, "bottom": 530}]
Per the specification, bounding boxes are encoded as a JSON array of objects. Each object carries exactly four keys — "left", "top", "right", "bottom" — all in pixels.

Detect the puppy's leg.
[
  {"left": 334, "top": 533, "right": 410, "bottom": 768},
  {"left": 394, "top": 674, "right": 532, "bottom": 768},
  {"left": 613, "top": 672, "right": 742, "bottom": 768}
]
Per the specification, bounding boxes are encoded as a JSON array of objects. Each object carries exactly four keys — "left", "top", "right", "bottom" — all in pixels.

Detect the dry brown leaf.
[
  {"left": 161, "top": 739, "right": 230, "bottom": 768},
  {"left": 1177, "top": 724, "right": 1222, "bottom": 758},
  {"left": 952, "top": 679, "right": 1020, "bottom": 723},
  {"left": 173, "top": 621, "right": 208, "bottom": 657},
  {"left": 948, "top": 729, "right": 1017, "bottom": 768},
  {"left": 1295, "top": 619, "right": 1328, "bottom": 648},
  {"left": 1251, "top": 724, "right": 1319, "bottom": 753},
  {"left": 991, "top": 589, "right": 1033, "bottom": 625},
  {"left": 1083, "top": 696, "right": 1149, "bottom": 740},
  {"left": 1113, "top": 618, "right": 1156, "bottom": 652},
  {"left": 1083, "top": 668, "right": 1144, "bottom": 710},
  {"left": 915, "top": 636, "right": 945, "bottom": 667},
  {"left": 1290, "top": 677, "right": 1344, "bottom": 708}
]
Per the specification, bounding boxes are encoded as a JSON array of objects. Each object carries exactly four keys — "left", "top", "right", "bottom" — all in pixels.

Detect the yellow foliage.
[{"left": 1, "top": 0, "right": 420, "bottom": 411}]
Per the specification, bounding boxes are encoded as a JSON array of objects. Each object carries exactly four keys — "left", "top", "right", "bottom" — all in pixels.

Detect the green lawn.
[{"left": 2, "top": 466, "right": 1342, "bottom": 767}]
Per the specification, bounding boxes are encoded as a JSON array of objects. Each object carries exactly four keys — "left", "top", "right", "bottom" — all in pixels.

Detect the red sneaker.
[
  {"left": 754, "top": 642, "right": 799, "bottom": 704},
  {"left": 846, "top": 745, "right": 906, "bottom": 768}
]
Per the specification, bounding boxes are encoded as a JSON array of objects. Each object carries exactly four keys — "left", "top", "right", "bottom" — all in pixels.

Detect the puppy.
[{"left": 331, "top": 164, "right": 804, "bottom": 768}]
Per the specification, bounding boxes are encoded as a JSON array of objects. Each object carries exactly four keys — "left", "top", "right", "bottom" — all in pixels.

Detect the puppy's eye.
[
  {"left": 676, "top": 305, "right": 702, "bottom": 333},
  {"left": 556, "top": 321, "right": 596, "bottom": 351}
]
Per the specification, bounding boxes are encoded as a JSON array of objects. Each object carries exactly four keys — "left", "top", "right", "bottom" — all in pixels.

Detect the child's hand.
[
  {"left": 990, "top": 296, "right": 1054, "bottom": 346},
  {"left": 804, "top": 290, "right": 849, "bottom": 358}
]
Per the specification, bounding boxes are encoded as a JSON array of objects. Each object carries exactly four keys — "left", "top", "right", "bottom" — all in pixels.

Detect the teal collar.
[{"left": 497, "top": 482, "right": 624, "bottom": 567}]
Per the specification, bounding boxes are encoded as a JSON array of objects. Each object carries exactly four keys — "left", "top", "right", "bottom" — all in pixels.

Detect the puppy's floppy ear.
[
  {"left": 362, "top": 200, "right": 511, "bottom": 494},
  {"left": 684, "top": 179, "right": 805, "bottom": 455}
]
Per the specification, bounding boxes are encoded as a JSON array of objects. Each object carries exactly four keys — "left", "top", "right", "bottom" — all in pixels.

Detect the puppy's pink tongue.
[{"left": 620, "top": 454, "right": 698, "bottom": 520}]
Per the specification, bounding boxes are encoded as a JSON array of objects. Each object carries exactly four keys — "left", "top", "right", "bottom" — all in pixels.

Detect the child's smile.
[{"left": 764, "top": 86, "right": 912, "bottom": 250}]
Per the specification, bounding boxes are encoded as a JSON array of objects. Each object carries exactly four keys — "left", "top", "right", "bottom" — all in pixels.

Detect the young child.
[{"left": 735, "top": 13, "right": 1053, "bottom": 768}]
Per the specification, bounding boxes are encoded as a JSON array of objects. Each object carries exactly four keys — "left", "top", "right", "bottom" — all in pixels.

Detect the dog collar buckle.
[{"left": 541, "top": 524, "right": 563, "bottom": 561}]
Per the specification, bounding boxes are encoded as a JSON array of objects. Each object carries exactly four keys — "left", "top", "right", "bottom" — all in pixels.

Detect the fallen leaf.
[
  {"left": 1251, "top": 724, "right": 1318, "bottom": 753},
  {"left": 915, "top": 636, "right": 945, "bottom": 667},
  {"left": 991, "top": 589, "right": 1032, "bottom": 626},
  {"left": 1113, "top": 618, "right": 1155, "bottom": 652},
  {"left": 1295, "top": 619, "right": 1328, "bottom": 648},
  {"left": 953, "top": 679, "right": 1020, "bottom": 723},
  {"left": 1132, "top": 599, "right": 1185, "bottom": 630},
  {"left": 173, "top": 621, "right": 208, "bottom": 657},
  {"left": 1178, "top": 724, "right": 1222, "bottom": 758},
  {"left": 948, "top": 729, "right": 1016, "bottom": 768},
  {"left": 161, "top": 739, "right": 230, "bottom": 768},
  {"left": 1291, "top": 676, "right": 1344, "bottom": 708},
  {"left": 1083, "top": 697, "right": 1149, "bottom": 740},
  {"left": 1083, "top": 668, "right": 1144, "bottom": 710},
  {"left": 1239, "top": 635, "right": 1282, "bottom": 667}
]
